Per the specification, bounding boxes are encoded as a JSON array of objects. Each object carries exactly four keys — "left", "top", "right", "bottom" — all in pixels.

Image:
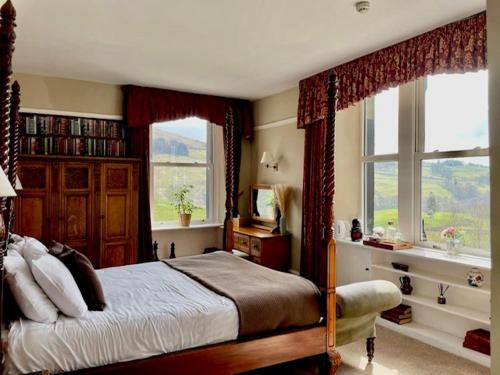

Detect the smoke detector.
[{"left": 355, "top": 1, "right": 370, "bottom": 13}]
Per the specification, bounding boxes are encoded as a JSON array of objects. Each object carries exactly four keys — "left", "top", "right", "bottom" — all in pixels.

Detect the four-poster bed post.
[
  {"left": 6, "top": 79, "right": 19, "bottom": 231},
  {"left": 0, "top": 0, "right": 16, "bottom": 370}
]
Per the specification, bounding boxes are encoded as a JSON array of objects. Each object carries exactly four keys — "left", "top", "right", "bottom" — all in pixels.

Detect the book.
[
  {"left": 382, "top": 304, "right": 412, "bottom": 316},
  {"left": 463, "top": 338, "right": 490, "bottom": 355},
  {"left": 381, "top": 311, "right": 412, "bottom": 320},
  {"left": 380, "top": 315, "right": 412, "bottom": 325}
]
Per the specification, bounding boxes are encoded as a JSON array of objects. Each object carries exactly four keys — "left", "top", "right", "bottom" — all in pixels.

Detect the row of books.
[
  {"left": 21, "top": 136, "right": 126, "bottom": 157},
  {"left": 381, "top": 304, "right": 412, "bottom": 325},
  {"left": 22, "top": 114, "right": 125, "bottom": 139}
]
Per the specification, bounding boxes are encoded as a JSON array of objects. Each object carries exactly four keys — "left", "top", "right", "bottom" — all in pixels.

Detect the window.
[
  {"left": 363, "top": 88, "right": 399, "bottom": 234},
  {"left": 151, "top": 117, "right": 215, "bottom": 226},
  {"left": 363, "top": 71, "right": 490, "bottom": 257}
]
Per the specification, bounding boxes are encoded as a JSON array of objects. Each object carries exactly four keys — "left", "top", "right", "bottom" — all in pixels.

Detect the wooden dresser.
[
  {"left": 13, "top": 155, "right": 139, "bottom": 268},
  {"left": 233, "top": 226, "right": 290, "bottom": 271}
]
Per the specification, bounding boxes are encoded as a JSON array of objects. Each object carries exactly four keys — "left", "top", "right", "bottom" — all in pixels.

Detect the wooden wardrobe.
[{"left": 13, "top": 155, "right": 140, "bottom": 268}]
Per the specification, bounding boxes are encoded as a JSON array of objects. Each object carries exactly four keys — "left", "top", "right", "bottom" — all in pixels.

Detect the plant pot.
[{"left": 179, "top": 213, "right": 192, "bottom": 227}]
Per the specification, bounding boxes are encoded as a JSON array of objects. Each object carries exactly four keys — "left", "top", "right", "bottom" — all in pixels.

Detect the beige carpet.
[{"left": 338, "top": 326, "right": 489, "bottom": 375}]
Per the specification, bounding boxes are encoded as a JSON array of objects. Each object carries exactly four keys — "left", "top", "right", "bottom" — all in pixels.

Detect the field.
[{"left": 371, "top": 158, "right": 490, "bottom": 253}]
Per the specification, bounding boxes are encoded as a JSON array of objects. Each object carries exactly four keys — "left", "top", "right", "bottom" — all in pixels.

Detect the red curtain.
[
  {"left": 123, "top": 85, "right": 252, "bottom": 260},
  {"left": 300, "top": 72, "right": 336, "bottom": 288},
  {"left": 298, "top": 12, "right": 486, "bottom": 125},
  {"left": 127, "top": 126, "right": 154, "bottom": 262},
  {"left": 124, "top": 85, "right": 253, "bottom": 139}
]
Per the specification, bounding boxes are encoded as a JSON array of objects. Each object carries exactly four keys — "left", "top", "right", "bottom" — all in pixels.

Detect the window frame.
[
  {"left": 362, "top": 74, "right": 490, "bottom": 257},
  {"left": 149, "top": 120, "right": 217, "bottom": 228}
]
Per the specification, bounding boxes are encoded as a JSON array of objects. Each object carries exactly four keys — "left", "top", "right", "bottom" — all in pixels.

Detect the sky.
[
  {"left": 373, "top": 70, "right": 488, "bottom": 165},
  {"left": 153, "top": 117, "right": 207, "bottom": 143}
]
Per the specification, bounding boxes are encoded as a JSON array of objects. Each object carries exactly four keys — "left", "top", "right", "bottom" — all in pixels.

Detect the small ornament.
[
  {"left": 399, "top": 275, "right": 413, "bottom": 295},
  {"left": 169, "top": 242, "right": 176, "bottom": 259},
  {"left": 467, "top": 267, "right": 485, "bottom": 288},
  {"left": 437, "top": 283, "right": 450, "bottom": 304},
  {"left": 351, "top": 218, "right": 363, "bottom": 242}
]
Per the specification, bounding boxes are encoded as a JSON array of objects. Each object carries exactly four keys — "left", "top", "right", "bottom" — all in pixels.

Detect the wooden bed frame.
[{"left": 0, "top": 1, "right": 339, "bottom": 373}]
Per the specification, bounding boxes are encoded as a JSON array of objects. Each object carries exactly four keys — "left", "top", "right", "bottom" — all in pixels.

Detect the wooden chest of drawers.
[{"left": 233, "top": 227, "right": 290, "bottom": 271}]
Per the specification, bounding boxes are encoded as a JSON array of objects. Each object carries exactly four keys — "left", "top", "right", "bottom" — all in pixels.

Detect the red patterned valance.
[
  {"left": 123, "top": 85, "right": 253, "bottom": 140},
  {"left": 298, "top": 12, "right": 486, "bottom": 127}
]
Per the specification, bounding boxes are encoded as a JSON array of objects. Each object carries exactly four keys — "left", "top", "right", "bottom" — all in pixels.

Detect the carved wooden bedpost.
[
  {"left": 0, "top": 0, "right": 15, "bottom": 214},
  {"left": 6, "top": 80, "right": 19, "bottom": 231},
  {"left": 0, "top": 0, "right": 16, "bottom": 369},
  {"left": 223, "top": 107, "right": 235, "bottom": 252},
  {"left": 324, "top": 71, "right": 340, "bottom": 373}
]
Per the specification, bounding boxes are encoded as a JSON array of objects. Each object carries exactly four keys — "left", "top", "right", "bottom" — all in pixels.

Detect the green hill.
[{"left": 372, "top": 159, "right": 490, "bottom": 251}]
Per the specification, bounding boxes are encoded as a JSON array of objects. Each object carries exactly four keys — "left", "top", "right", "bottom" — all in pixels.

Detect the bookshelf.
[{"left": 20, "top": 112, "right": 127, "bottom": 157}]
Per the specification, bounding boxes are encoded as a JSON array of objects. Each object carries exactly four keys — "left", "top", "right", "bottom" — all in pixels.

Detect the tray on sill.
[{"left": 363, "top": 239, "right": 413, "bottom": 250}]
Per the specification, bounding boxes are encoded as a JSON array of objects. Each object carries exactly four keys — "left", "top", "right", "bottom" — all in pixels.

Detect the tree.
[{"left": 426, "top": 192, "right": 438, "bottom": 218}]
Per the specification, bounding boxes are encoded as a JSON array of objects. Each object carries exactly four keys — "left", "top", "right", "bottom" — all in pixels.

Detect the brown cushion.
[{"left": 49, "top": 242, "right": 106, "bottom": 311}]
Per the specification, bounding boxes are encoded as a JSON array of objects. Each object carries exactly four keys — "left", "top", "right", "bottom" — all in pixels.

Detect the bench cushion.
[{"left": 337, "top": 280, "right": 402, "bottom": 319}]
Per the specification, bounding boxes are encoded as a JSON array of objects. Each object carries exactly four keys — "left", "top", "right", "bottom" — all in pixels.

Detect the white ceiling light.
[{"left": 355, "top": 1, "right": 371, "bottom": 13}]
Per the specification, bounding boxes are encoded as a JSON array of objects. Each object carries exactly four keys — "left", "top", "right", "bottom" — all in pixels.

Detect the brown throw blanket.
[{"left": 164, "top": 252, "right": 322, "bottom": 337}]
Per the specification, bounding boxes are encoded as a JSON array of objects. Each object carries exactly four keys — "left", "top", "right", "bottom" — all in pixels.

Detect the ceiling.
[{"left": 13, "top": 0, "right": 485, "bottom": 100}]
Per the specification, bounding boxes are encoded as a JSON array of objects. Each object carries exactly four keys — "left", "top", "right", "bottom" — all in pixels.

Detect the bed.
[{"left": 0, "top": 1, "right": 340, "bottom": 373}]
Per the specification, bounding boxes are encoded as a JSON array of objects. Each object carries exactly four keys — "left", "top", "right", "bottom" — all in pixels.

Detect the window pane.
[
  {"left": 152, "top": 166, "right": 208, "bottom": 223},
  {"left": 364, "top": 161, "right": 398, "bottom": 234},
  {"left": 421, "top": 157, "right": 490, "bottom": 254},
  {"left": 364, "top": 88, "right": 399, "bottom": 156},
  {"left": 424, "top": 71, "right": 488, "bottom": 152},
  {"left": 152, "top": 117, "right": 208, "bottom": 163}
]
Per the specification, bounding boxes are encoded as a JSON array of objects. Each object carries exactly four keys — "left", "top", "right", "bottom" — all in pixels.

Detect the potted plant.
[{"left": 171, "top": 184, "right": 195, "bottom": 227}]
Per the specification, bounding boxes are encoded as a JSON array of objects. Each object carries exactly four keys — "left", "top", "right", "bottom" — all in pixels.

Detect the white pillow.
[
  {"left": 31, "top": 254, "right": 88, "bottom": 318},
  {"left": 7, "top": 234, "right": 26, "bottom": 257},
  {"left": 4, "top": 255, "right": 58, "bottom": 324},
  {"left": 22, "top": 236, "right": 49, "bottom": 265}
]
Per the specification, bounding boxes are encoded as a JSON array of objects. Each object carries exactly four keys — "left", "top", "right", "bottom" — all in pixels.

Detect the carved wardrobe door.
[
  {"left": 56, "top": 162, "right": 96, "bottom": 264},
  {"left": 14, "top": 160, "right": 52, "bottom": 242},
  {"left": 99, "top": 162, "right": 138, "bottom": 267}
]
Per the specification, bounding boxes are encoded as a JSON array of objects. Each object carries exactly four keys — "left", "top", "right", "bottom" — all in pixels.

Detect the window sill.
[
  {"left": 152, "top": 223, "right": 223, "bottom": 232},
  {"left": 336, "top": 239, "right": 491, "bottom": 270}
]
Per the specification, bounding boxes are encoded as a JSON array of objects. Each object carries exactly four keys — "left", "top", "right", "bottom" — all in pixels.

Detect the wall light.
[{"left": 260, "top": 151, "right": 278, "bottom": 171}]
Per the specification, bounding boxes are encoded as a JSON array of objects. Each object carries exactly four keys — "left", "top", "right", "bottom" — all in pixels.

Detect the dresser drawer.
[
  {"left": 250, "top": 238, "right": 261, "bottom": 257},
  {"left": 234, "top": 233, "right": 250, "bottom": 253}
]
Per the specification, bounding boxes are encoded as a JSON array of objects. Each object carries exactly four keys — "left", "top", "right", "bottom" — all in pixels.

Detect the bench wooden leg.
[{"left": 366, "top": 337, "right": 375, "bottom": 363}]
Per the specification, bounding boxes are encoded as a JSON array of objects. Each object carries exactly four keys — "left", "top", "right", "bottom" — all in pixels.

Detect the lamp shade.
[
  {"left": 0, "top": 168, "right": 16, "bottom": 197},
  {"left": 260, "top": 151, "right": 275, "bottom": 165}
]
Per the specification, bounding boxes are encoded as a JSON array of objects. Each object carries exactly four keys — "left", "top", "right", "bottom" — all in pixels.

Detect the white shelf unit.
[
  {"left": 336, "top": 240, "right": 491, "bottom": 368},
  {"left": 371, "top": 263, "right": 490, "bottom": 295},
  {"left": 402, "top": 294, "right": 490, "bottom": 326},
  {"left": 377, "top": 318, "right": 490, "bottom": 368}
]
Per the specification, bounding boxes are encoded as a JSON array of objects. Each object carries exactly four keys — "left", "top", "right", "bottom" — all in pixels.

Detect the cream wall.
[
  {"left": 252, "top": 88, "right": 361, "bottom": 272},
  {"left": 13, "top": 73, "right": 122, "bottom": 116},
  {"left": 487, "top": 1, "right": 500, "bottom": 371}
]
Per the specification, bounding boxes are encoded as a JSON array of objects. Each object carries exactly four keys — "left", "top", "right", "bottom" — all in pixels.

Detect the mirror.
[{"left": 251, "top": 184, "right": 275, "bottom": 223}]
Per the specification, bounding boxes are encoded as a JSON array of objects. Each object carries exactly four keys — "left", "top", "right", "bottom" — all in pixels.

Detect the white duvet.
[{"left": 6, "top": 262, "right": 239, "bottom": 374}]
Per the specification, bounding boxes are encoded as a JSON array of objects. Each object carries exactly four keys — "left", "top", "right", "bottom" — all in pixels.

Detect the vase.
[
  {"left": 399, "top": 276, "right": 413, "bottom": 295},
  {"left": 446, "top": 239, "right": 459, "bottom": 256},
  {"left": 280, "top": 216, "right": 287, "bottom": 234},
  {"left": 179, "top": 213, "right": 191, "bottom": 227},
  {"left": 467, "top": 267, "right": 485, "bottom": 288}
]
